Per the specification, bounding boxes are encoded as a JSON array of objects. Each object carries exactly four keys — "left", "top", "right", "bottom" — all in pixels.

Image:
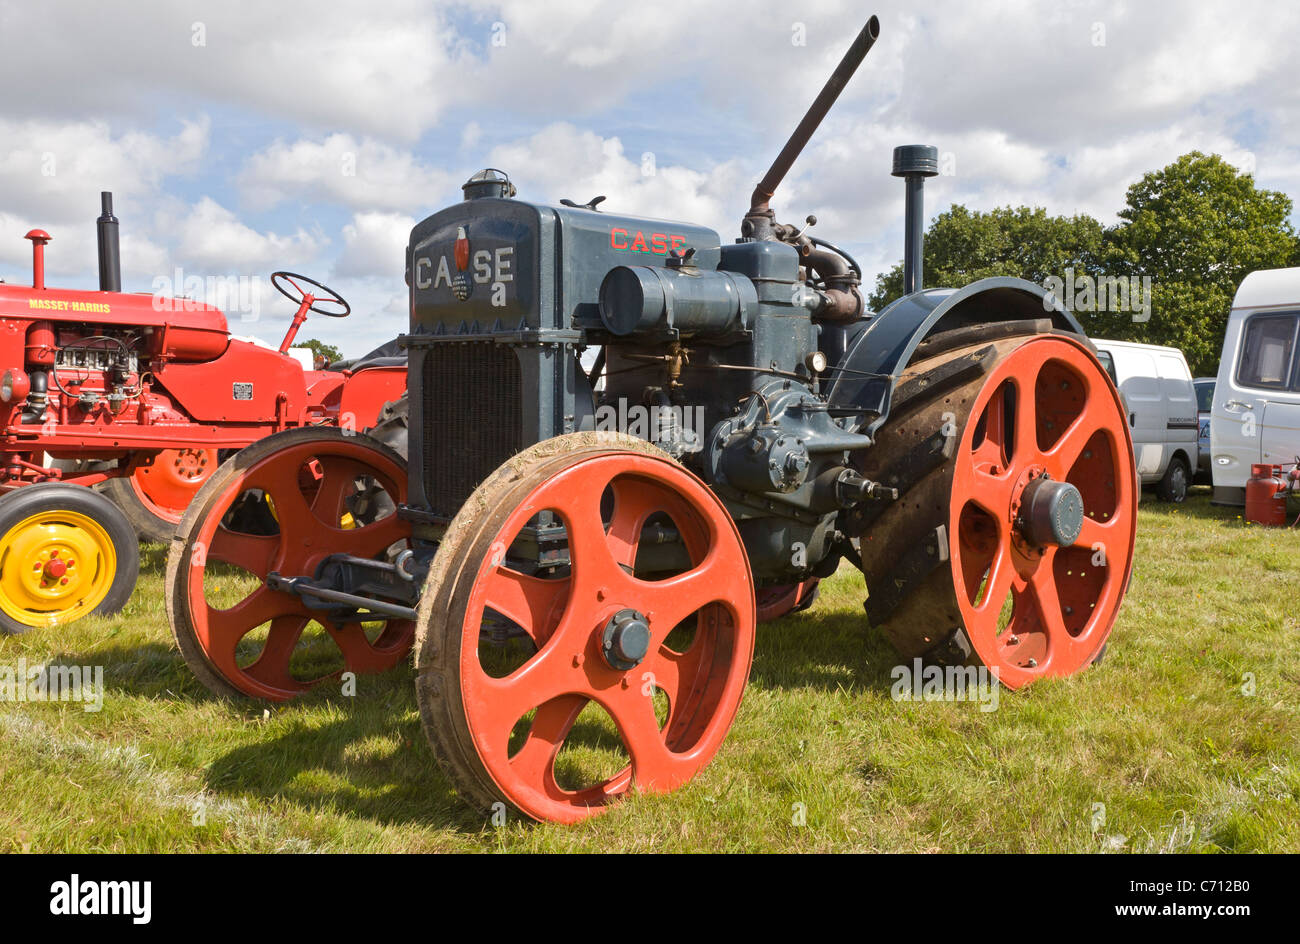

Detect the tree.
[
  {"left": 868, "top": 205, "right": 1106, "bottom": 311},
  {"left": 1101, "top": 152, "right": 1296, "bottom": 375},
  {"left": 296, "top": 337, "right": 344, "bottom": 368}
]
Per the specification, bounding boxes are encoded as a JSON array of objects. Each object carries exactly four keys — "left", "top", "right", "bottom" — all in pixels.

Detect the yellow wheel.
[{"left": 0, "top": 484, "right": 140, "bottom": 634}]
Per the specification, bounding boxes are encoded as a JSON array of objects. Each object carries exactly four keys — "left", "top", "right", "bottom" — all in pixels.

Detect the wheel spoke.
[
  {"left": 638, "top": 560, "right": 734, "bottom": 638},
  {"left": 471, "top": 640, "right": 588, "bottom": 755},
  {"left": 479, "top": 565, "right": 569, "bottom": 643},
  {"left": 202, "top": 585, "right": 301, "bottom": 653},
  {"left": 605, "top": 477, "right": 663, "bottom": 568},
  {"left": 250, "top": 457, "right": 319, "bottom": 539},
  {"left": 243, "top": 615, "right": 309, "bottom": 688},
  {"left": 1043, "top": 414, "right": 1105, "bottom": 481},
  {"left": 604, "top": 684, "right": 694, "bottom": 791},
  {"left": 508, "top": 695, "right": 587, "bottom": 792},
  {"left": 1012, "top": 376, "right": 1040, "bottom": 466},
  {"left": 206, "top": 526, "right": 280, "bottom": 574},
  {"left": 967, "top": 468, "right": 1015, "bottom": 520},
  {"left": 975, "top": 545, "right": 1016, "bottom": 615}
]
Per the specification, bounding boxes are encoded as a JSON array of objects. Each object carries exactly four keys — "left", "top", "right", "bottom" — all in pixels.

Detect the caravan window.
[{"left": 1236, "top": 313, "right": 1299, "bottom": 391}]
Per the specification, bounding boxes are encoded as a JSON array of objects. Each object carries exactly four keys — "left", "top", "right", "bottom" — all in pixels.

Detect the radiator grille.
[{"left": 420, "top": 343, "right": 522, "bottom": 517}]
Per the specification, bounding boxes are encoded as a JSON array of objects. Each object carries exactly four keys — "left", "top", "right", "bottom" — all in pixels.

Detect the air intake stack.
[{"left": 891, "top": 145, "right": 938, "bottom": 295}]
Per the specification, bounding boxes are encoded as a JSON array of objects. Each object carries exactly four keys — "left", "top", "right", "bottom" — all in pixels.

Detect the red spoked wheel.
[
  {"left": 854, "top": 332, "right": 1138, "bottom": 690},
  {"left": 165, "top": 427, "right": 414, "bottom": 701},
  {"left": 415, "top": 433, "right": 755, "bottom": 824},
  {"left": 756, "top": 577, "right": 820, "bottom": 623}
]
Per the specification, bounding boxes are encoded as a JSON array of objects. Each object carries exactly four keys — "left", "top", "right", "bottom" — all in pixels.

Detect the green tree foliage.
[
  {"left": 296, "top": 337, "right": 344, "bottom": 367},
  {"left": 866, "top": 153, "right": 1297, "bottom": 377},
  {"left": 1101, "top": 152, "right": 1296, "bottom": 374},
  {"left": 867, "top": 205, "right": 1105, "bottom": 311}
]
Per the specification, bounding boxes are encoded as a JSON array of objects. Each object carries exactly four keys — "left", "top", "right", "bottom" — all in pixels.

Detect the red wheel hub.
[
  {"left": 949, "top": 336, "right": 1137, "bottom": 689},
  {"left": 456, "top": 452, "right": 755, "bottom": 823},
  {"left": 184, "top": 439, "right": 413, "bottom": 700},
  {"left": 132, "top": 448, "right": 218, "bottom": 522}
]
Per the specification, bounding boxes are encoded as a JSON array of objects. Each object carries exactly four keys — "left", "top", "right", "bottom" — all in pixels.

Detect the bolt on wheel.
[
  {"left": 415, "top": 433, "right": 756, "bottom": 824},
  {"left": 166, "top": 427, "right": 414, "bottom": 701}
]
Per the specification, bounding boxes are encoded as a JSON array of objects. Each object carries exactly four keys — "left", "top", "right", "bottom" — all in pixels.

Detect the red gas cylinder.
[{"left": 1245, "top": 464, "right": 1289, "bottom": 526}]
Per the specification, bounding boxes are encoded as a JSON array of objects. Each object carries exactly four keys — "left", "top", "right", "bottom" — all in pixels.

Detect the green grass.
[{"left": 1, "top": 489, "right": 1297, "bottom": 852}]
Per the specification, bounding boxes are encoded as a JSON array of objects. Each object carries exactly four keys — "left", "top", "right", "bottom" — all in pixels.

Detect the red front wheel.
[
  {"left": 415, "top": 433, "right": 756, "bottom": 824},
  {"left": 166, "top": 427, "right": 414, "bottom": 701}
]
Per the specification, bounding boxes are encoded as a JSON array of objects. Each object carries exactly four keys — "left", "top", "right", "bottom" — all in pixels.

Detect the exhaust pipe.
[
  {"left": 97, "top": 191, "right": 121, "bottom": 292},
  {"left": 744, "top": 14, "right": 881, "bottom": 239},
  {"left": 892, "top": 145, "right": 938, "bottom": 295}
]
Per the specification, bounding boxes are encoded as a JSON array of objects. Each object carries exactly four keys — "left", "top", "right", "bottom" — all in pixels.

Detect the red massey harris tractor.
[
  {"left": 166, "top": 16, "right": 1138, "bottom": 823},
  {"left": 0, "top": 194, "right": 406, "bottom": 633}
]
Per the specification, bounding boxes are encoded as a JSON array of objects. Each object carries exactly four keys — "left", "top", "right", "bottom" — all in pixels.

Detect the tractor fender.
[{"left": 826, "top": 276, "right": 1086, "bottom": 438}]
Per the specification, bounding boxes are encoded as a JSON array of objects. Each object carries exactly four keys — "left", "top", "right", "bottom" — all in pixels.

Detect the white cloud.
[
  {"left": 0, "top": 1, "right": 468, "bottom": 142},
  {"left": 335, "top": 211, "right": 417, "bottom": 280},
  {"left": 239, "top": 134, "right": 454, "bottom": 213},
  {"left": 487, "top": 123, "right": 748, "bottom": 237},
  {"left": 173, "top": 197, "right": 325, "bottom": 273}
]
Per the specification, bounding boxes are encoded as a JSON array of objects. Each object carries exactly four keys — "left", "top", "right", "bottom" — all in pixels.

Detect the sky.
[{"left": 1, "top": 0, "right": 1297, "bottom": 356}]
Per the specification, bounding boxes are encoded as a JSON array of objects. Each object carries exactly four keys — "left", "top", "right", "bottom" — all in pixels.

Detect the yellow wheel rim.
[{"left": 0, "top": 510, "right": 117, "bottom": 627}]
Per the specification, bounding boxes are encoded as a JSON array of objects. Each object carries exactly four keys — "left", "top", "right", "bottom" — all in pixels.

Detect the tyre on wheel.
[
  {"left": 849, "top": 329, "right": 1138, "bottom": 690},
  {"left": 0, "top": 483, "right": 139, "bottom": 634},
  {"left": 100, "top": 448, "right": 220, "bottom": 543},
  {"left": 415, "top": 432, "right": 756, "bottom": 824},
  {"left": 165, "top": 427, "right": 414, "bottom": 701},
  {"left": 1156, "top": 455, "right": 1190, "bottom": 503}
]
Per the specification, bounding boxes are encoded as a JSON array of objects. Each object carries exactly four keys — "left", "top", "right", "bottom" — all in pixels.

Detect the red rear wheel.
[
  {"left": 166, "top": 428, "right": 414, "bottom": 701},
  {"left": 132, "top": 448, "right": 217, "bottom": 521},
  {"left": 100, "top": 448, "right": 219, "bottom": 542},
  {"left": 416, "top": 433, "right": 756, "bottom": 823},
  {"left": 949, "top": 335, "right": 1136, "bottom": 686},
  {"left": 853, "top": 332, "right": 1137, "bottom": 689}
]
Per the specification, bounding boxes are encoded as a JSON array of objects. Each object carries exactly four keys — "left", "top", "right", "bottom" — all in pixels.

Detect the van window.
[
  {"left": 1194, "top": 380, "right": 1214, "bottom": 412},
  {"left": 1236, "top": 313, "right": 1299, "bottom": 390},
  {"left": 1095, "top": 349, "right": 1118, "bottom": 386}
]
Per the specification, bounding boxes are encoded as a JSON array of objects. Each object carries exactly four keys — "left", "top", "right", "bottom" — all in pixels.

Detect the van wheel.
[{"left": 1157, "top": 456, "right": 1189, "bottom": 503}]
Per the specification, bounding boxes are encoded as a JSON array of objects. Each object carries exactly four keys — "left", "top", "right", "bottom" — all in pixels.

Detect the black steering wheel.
[{"left": 271, "top": 271, "right": 351, "bottom": 317}]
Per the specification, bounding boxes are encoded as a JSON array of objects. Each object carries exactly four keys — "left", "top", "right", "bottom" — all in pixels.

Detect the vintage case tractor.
[
  {"left": 0, "top": 197, "right": 406, "bottom": 633},
  {"left": 167, "top": 16, "right": 1137, "bottom": 823}
]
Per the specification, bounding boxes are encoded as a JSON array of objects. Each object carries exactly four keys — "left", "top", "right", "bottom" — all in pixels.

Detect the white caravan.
[
  {"left": 1093, "top": 339, "right": 1199, "bottom": 502},
  {"left": 1210, "top": 267, "right": 1300, "bottom": 505}
]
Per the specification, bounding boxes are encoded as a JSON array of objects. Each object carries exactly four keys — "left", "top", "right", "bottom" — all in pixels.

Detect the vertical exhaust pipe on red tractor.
[{"left": 97, "top": 191, "right": 121, "bottom": 292}]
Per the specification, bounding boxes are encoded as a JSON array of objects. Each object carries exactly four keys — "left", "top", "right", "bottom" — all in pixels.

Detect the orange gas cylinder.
[{"left": 1245, "top": 463, "right": 1289, "bottom": 526}]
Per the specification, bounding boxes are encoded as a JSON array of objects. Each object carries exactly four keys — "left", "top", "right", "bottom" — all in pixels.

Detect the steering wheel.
[{"left": 271, "top": 271, "right": 351, "bottom": 317}]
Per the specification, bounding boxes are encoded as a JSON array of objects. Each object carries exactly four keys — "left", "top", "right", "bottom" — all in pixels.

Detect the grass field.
[{"left": 1, "top": 489, "right": 1297, "bottom": 853}]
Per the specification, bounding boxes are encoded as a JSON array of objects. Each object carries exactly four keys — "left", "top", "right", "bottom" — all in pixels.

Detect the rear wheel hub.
[{"left": 1015, "top": 474, "right": 1084, "bottom": 548}]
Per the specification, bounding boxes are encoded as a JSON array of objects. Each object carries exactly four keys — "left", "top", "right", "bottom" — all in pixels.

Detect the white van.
[
  {"left": 1210, "top": 267, "right": 1300, "bottom": 505},
  {"left": 1093, "top": 339, "right": 1199, "bottom": 502}
]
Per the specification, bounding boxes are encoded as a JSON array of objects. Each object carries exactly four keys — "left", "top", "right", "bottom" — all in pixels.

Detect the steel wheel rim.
[
  {"left": 131, "top": 448, "right": 218, "bottom": 522},
  {"left": 0, "top": 510, "right": 116, "bottom": 627},
  {"left": 457, "top": 452, "right": 755, "bottom": 823},
  {"left": 949, "top": 336, "right": 1136, "bottom": 688},
  {"left": 183, "top": 439, "right": 413, "bottom": 700}
]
